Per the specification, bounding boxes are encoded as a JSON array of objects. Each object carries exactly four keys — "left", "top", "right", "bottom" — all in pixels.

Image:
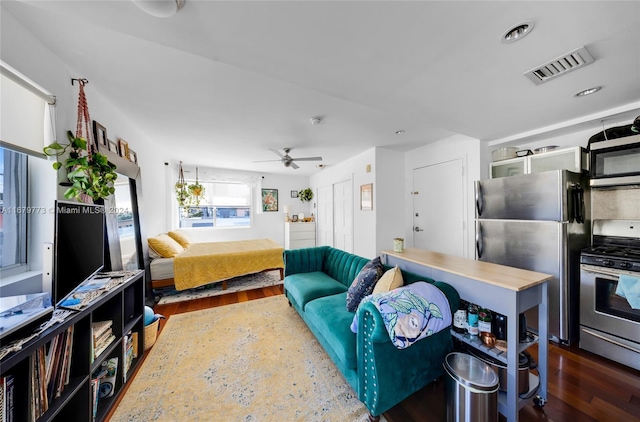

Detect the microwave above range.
[{"left": 590, "top": 133, "right": 640, "bottom": 187}]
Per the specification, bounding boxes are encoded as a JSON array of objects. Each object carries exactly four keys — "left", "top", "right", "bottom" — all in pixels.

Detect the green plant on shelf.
[{"left": 299, "top": 188, "right": 313, "bottom": 202}]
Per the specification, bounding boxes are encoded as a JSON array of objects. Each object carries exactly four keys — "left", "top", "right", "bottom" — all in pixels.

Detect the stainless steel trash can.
[{"left": 444, "top": 352, "right": 499, "bottom": 422}]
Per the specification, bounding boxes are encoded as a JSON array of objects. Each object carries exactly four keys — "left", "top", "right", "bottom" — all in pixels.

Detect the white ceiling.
[{"left": 4, "top": 1, "right": 640, "bottom": 176}]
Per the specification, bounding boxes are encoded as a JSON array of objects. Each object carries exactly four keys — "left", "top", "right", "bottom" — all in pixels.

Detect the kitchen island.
[{"left": 382, "top": 248, "right": 553, "bottom": 422}]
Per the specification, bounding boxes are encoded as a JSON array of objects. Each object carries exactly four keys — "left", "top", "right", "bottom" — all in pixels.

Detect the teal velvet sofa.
[{"left": 283, "top": 246, "right": 460, "bottom": 419}]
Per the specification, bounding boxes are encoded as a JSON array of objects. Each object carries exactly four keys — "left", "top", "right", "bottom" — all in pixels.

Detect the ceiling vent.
[{"left": 524, "top": 46, "right": 595, "bottom": 85}]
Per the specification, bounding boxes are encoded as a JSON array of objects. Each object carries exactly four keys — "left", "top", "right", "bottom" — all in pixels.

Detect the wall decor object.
[
  {"left": 262, "top": 188, "right": 278, "bottom": 212},
  {"left": 360, "top": 183, "right": 373, "bottom": 210},
  {"left": 118, "top": 138, "right": 130, "bottom": 159},
  {"left": 291, "top": 190, "right": 298, "bottom": 198},
  {"left": 108, "top": 139, "right": 119, "bottom": 154},
  {"left": 129, "top": 149, "right": 138, "bottom": 164},
  {"left": 93, "top": 120, "right": 107, "bottom": 149}
]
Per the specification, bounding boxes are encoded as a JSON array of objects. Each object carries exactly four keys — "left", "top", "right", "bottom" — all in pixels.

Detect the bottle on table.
[
  {"left": 453, "top": 300, "right": 468, "bottom": 334},
  {"left": 478, "top": 308, "right": 492, "bottom": 334}
]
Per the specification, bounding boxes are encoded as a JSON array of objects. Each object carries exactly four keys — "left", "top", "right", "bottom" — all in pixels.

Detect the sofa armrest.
[
  {"left": 355, "top": 281, "right": 458, "bottom": 416},
  {"left": 283, "top": 246, "right": 330, "bottom": 276}
]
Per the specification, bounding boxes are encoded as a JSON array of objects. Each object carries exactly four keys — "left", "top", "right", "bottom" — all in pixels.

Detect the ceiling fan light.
[{"left": 132, "top": 0, "right": 185, "bottom": 18}]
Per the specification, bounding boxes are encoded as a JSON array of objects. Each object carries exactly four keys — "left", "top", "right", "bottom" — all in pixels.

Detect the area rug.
[
  {"left": 111, "top": 296, "right": 381, "bottom": 422},
  {"left": 155, "top": 270, "right": 282, "bottom": 304}
]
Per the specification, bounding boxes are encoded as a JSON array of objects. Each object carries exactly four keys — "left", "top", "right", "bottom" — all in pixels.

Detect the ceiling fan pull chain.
[{"left": 75, "top": 79, "right": 94, "bottom": 156}]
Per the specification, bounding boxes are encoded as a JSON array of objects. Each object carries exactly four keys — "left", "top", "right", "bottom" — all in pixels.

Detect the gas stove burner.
[{"left": 587, "top": 245, "right": 640, "bottom": 257}]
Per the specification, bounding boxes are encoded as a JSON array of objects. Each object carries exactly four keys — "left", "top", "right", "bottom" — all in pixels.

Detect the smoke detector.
[{"left": 310, "top": 116, "right": 322, "bottom": 125}]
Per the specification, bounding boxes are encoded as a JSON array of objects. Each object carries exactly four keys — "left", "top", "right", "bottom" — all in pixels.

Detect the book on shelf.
[
  {"left": 94, "top": 327, "right": 113, "bottom": 349},
  {"left": 93, "top": 335, "right": 116, "bottom": 360},
  {"left": 1, "top": 374, "right": 15, "bottom": 422},
  {"left": 91, "top": 320, "right": 113, "bottom": 340}
]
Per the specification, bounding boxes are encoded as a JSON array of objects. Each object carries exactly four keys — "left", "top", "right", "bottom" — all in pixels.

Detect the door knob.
[{"left": 414, "top": 227, "right": 423, "bottom": 232}]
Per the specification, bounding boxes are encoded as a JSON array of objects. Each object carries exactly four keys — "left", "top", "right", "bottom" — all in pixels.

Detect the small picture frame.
[
  {"left": 360, "top": 183, "right": 373, "bottom": 211},
  {"left": 291, "top": 190, "right": 298, "bottom": 198},
  {"left": 261, "top": 188, "right": 278, "bottom": 212},
  {"left": 93, "top": 120, "right": 107, "bottom": 149},
  {"left": 291, "top": 214, "right": 299, "bottom": 222},
  {"left": 129, "top": 149, "right": 138, "bottom": 164},
  {"left": 118, "top": 138, "right": 130, "bottom": 158},
  {"left": 108, "top": 139, "right": 119, "bottom": 154}
]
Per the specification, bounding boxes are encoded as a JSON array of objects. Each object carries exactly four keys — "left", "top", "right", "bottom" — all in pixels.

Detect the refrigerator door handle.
[
  {"left": 475, "top": 181, "right": 483, "bottom": 217},
  {"left": 475, "top": 222, "right": 483, "bottom": 259}
]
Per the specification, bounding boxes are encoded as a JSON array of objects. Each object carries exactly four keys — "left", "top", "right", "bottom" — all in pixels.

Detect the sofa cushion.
[
  {"left": 304, "top": 293, "right": 357, "bottom": 370},
  {"left": 285, "top": 272, "right": 348, "bottom": 310},
  {"left": 148, "top": 234, "right": 185, "bottom": 258},
  {"left": 373, "top": 265, "right": 404, "bottom": 294},
  {"left": 346, "top": 256, "right": 384, "bottom": 312}
]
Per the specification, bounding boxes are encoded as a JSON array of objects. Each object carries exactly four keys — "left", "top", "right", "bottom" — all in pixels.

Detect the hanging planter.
[
  {"left": 188, "top": 167, "right": 205, "bottom": 206},
  {"left": 43, "top": 79, "right": 116, "bottom": 203},
  {"left": 299, "top": 188, "right": 313, "bottom": 202},
  {"left": 175, "top": 162, "right": 190, "bottom": 207}
]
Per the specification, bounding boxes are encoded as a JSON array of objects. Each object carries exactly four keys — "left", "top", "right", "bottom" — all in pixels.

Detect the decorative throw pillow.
[
  {"left": 346, "top": 257, "right": 384, "bottom": 312},
  {"left": 148, "top": 234, "right": 185, "bottom": 258},
  {"left": 373, "top": 266, "right": 404, "bottom": 295},
  {"left": 168, "top": 230, "right": 192, "bottom": 248}
]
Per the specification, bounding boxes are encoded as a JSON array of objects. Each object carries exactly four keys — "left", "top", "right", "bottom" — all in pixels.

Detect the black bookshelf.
[{"left": 0, "top": 271, "right": 145, "bottom": 422}]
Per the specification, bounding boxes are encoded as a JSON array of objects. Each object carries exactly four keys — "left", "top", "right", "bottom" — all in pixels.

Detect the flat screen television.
[{"left": 53, "top": 200, "right": 106, "bottom": 304}]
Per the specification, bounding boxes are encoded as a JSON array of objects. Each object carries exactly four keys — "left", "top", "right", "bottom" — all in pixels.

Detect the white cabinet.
[
  {"left": 490, "top": 157, "right": 528, "bottom": 179},
  {"left": 490, "top": 146, "right": 588, "bottom": 178},
  {"left": 285, "top": 222, "right": 316, "bottom": 249}
]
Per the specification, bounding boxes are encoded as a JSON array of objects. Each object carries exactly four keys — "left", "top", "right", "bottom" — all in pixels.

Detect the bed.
[{"left": 149, "top": 238, "right": 284, "bottom": 291}]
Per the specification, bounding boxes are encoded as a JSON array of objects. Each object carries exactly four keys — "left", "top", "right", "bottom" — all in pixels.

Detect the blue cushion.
[
  {"left": 346, "top": 256, "right": 384, "bottom": 311},
  {"left": 284, "top": 271, "right": 348, "bottom": 310},
  {"left": 304, "top": 293, "right": 358, "bottom": 370}
]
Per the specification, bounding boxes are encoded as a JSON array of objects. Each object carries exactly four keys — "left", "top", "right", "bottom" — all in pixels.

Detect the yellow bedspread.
[{"left": 173, "top": 239, "right": 284, "bottom": 291}]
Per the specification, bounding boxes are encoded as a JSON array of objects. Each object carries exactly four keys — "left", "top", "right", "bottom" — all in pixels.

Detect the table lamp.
[{"left": 283, "top": 205, "right": 292, "bottom": 222}]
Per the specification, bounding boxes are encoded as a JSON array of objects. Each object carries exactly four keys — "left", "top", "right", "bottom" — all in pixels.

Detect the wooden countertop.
[{"left": 382, "top": 248, "right": 553, "bottom": 292}]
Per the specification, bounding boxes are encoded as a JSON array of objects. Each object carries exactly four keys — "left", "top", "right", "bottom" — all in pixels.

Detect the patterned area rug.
[
  {"left": 112, "top": 296, "right": 381, "bottom": 421},
  {"left": 155, "top": 270, "right": 282, "bottom": 304}
]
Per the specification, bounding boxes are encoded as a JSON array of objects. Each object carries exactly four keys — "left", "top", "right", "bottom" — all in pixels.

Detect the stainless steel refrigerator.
[{"left": 474, "top": 170, "right": 590, "bottom": 345}]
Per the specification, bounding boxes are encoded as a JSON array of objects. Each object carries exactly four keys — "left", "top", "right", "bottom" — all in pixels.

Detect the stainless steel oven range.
[{"left": 579, "top": 219, "right": 640, "bottom": 370}]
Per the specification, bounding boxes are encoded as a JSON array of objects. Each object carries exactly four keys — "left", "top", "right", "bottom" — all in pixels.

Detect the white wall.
[
  {"left": 375, "top": 148, "right": 406, "bottom": 255},
  {"left": 405, "top": 134, "right": 482, "bottom": 259}
]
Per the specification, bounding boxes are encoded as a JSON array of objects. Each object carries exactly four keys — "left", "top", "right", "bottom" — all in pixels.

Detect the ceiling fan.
[{"left": 254, "top": 148, "right": 323, "bottom": 169}]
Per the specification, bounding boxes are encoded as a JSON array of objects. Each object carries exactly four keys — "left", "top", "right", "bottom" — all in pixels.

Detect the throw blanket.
[
  {"left": 351, "top": 282, "right": 452, "bottom": 349},
  {"left": 173, "top": 239, "right": 284, "bottom": 291}
]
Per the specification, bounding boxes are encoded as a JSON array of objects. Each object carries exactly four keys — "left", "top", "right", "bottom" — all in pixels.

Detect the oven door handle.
[{"left": 581, "top": 266, "right": 623, "bottom": 280}]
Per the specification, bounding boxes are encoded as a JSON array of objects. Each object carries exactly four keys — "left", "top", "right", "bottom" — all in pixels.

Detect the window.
[
  {"left": 179, "top": 181, "right": 251, "bottom": 228},
  {"left": 0, "top": 147, "right": 28, "bottom": 273}
]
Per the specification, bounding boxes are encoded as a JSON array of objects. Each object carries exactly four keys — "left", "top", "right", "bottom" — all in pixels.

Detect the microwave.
[{"left": 590, "top": 133, "right": 640, "bottom": 187}]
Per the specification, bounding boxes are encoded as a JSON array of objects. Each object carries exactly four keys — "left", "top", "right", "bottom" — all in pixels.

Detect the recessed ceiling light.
[
  {"left": 574, "top": 86, "right": 602, "bottom": 97},
  {"left": 501, "top": 20, "right": 535, "bottom": 44},
  {"left": 395, "top": 130, "right": 405, "bottom": 135},
  {"left": 132, "top": 0, "right": 185, "bottom": 18}
]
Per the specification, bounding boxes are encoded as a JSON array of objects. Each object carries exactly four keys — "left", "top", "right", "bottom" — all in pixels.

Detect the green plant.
[
  {"left": 44, "top": 131, "right": 117, "bottom": 202},
  {"left": 175, "top": 182, "right": 190, "bottom": 207},
  {"left": 188, "top": 182, "right": 205, "bottom": 206},
  {"left": 299, "top": 188, "right": 314, "bottom": 202}
]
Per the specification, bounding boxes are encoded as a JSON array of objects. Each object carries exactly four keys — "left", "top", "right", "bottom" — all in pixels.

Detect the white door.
[
  {"left": 413, "top": 159, "right": 465, "bottom": 257},
  {"left": 333, "top": 180, "right": 353, "bottom": 253},
  {"left": 316, "top": 185, "right": 332, "bottom": 246}
]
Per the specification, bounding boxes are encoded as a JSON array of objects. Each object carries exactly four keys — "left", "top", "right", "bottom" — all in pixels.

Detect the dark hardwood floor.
[{"left": 112, "top": 286, "right": 640, "bottom": 422}]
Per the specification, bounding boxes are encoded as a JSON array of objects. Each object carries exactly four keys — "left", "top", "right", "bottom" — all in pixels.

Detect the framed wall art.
[
  {"left": 108, "top": 139, "right": 119, "bottom": 154},
  {"left": 291, "top": 190, "right": 298, "bottom": 198},
  {"left": 129, "top": 149, "right": 138, "bottom": 164},
  {"left": 360, "top": 183, "right": 373, "bottom": 211},
  {"left": 93, "top": 120, "right": 107, "bottom": 149},
  {"left": 262, "top": 188, "right": 278, "bottom": 212},
  {"left": 118, "top": 138, "right": 130, "bottom": 159}
]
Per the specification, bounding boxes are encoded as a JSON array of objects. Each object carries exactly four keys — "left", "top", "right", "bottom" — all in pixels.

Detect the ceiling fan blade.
[
  {"left": 291, "top": 162, "right": 300, "bottom": 169},
  {"left": 291, "top": 156, "right": 323, "bottom": 161},
  {"left": 269, "top": 148, "right": 285, "bottom": 158},
  {"left": 253, "top": 159, "right": 283, "bottom": 163}
]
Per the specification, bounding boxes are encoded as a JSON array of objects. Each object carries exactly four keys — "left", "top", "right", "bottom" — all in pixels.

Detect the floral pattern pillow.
[{"left": 346, "top": 257, "right": 384, "bottom": 312}]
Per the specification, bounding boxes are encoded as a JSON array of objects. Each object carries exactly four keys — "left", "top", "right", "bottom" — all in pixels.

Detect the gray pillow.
[{"left": 346, "top": 257, "right": 384, "bottom": 312}]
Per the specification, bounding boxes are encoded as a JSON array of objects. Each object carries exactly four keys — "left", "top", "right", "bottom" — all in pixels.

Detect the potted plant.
[
  {"left": 188, "top": 182, "right": 205, "bottom": 206},
  {"left": 44, "top": 131, "right": 117, "bottom": 202},
  {"left": 299, "top": 188, "right": 314, "bottom": 202}
]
